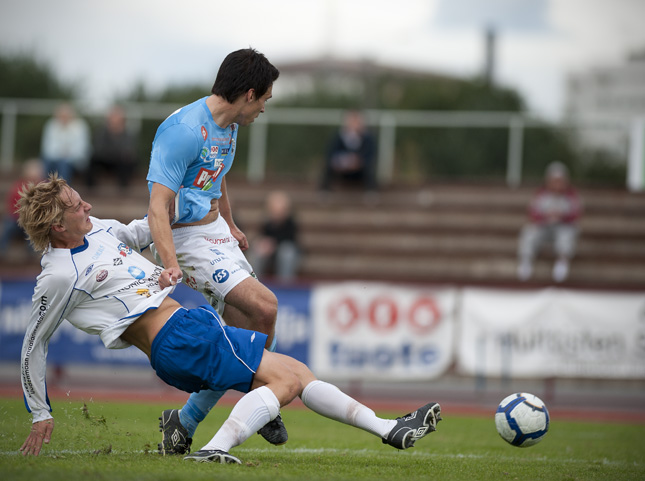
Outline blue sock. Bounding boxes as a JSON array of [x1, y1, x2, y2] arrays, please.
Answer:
[[179, 390, 225, 438], [179, 336, 278, 437]]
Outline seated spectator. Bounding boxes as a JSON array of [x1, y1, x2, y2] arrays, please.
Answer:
[[41, 103, 91, 184], [249, 190, 300, 282], [320, 110, 377, 194], [517, 162, 582, 283], [0, 158, 44, 259], [87, 105, 137, 189]]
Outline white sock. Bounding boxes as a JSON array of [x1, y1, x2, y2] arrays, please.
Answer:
[[201, 386, 280, 452], [301, 380, 396, 438]]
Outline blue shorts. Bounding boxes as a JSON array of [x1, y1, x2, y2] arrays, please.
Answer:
[[149, 304, 267, 394]]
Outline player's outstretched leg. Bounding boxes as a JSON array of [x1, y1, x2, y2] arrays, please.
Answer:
[[256, 334, 288, 445], [184, 449, 241, 464], [158, 409, 192, 455], [299, 379, 441, 450], [257, 413, 288, 445], [382, 402, 442, 450]]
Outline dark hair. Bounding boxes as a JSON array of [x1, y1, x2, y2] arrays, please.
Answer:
[[211, 48, 280, 103]]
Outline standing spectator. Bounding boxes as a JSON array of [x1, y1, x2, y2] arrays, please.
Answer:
[[0, 158, 44, 259], [320, 110, 377, 194], [517, 162, 582, 283], [41, 103, 91, 184], [87, 105, 137, 189], [249, 190, 300, 282]]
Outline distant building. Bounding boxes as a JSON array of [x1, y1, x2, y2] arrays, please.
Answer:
[[565, 52, 645, 159]]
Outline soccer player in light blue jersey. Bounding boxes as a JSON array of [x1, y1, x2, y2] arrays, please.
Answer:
[[146, 48, 285, 453]]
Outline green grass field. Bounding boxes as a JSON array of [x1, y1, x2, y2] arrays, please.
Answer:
[[1, 396, 643, 481]]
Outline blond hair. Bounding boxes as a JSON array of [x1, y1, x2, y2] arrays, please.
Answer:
[[16, 174, 70, 253]]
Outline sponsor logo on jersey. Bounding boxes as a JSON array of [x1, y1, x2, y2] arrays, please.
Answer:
[[113, 257, 123, 266], [91, 245, 105, 260], [200, 147, 208, 161], [115, 266, 162, 293], [23, 295, 49, 397], [211, 145, 219, 155], [205, 235, 234, 245], [201, 126, 207, 141], [136, 288, 151, 298], [118, 243, 133, 257], [96, 269, 108, 282], [84, 264, 94, 276], [212, 269, 230, 283], [128, 266, 146, 279], [209, 248, 225, 256], [220, 147, 230, 156], [193, 167, 216, 189]]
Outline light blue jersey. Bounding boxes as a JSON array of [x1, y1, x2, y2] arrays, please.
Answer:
[[147, 97, 238, 224]]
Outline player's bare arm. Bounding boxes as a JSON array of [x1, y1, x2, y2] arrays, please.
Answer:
[[148, 183, 182, 287]]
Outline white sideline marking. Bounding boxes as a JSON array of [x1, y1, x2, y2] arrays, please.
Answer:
[[0, 447, 637, 467]]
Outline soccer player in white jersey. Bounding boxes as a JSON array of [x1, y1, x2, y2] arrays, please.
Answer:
[[145, 48, 284, 452], [17, 175, 441, 463]]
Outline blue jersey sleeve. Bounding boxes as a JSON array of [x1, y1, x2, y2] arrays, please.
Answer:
[[147, 124, 200, 193]]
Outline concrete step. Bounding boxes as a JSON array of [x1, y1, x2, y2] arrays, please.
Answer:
[[299, 254, 645, 288], [295, 231, 645, 261]]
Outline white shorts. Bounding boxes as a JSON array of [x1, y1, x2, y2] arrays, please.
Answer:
[[151, 216, 253, 315]]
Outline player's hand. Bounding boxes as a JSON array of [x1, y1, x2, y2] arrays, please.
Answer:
[[160, 267, 182, 289], [20, 418, 54, 456], [230, 225, 249, 251]]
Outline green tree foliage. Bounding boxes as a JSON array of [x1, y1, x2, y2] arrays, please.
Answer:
[[272, 70, 577, 184], [0, 52, 607, 185], [0, 52, 78, 161], [0, 52, 75, 99]]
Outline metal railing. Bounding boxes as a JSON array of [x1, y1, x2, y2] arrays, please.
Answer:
[[0, 98, 632, 187]]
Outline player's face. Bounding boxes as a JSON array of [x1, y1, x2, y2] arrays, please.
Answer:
[[239, 85, 273, 126], [59, 187, 93, 239]]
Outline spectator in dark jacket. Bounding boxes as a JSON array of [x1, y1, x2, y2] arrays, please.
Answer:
[[249, 190, 300, 282], [87, 105, 137, 189], [320, 110, 377, 193]]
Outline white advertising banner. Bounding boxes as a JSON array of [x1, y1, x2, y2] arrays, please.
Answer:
[[310, 282, 456, 380], [458, 287, 645, 379]]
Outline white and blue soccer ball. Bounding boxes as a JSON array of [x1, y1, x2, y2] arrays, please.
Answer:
[[495, 392, 550, 447]]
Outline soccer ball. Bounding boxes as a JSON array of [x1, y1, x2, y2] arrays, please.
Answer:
[[495, 392, 550, 447]]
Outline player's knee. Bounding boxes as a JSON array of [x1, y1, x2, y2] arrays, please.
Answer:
[[282, 370, 302, 402], [254, 293, 278, 333]]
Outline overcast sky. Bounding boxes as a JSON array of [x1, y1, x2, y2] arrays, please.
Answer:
[[1, 0, 644, 119]]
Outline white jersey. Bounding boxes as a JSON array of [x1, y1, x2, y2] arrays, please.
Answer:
[[21, 217, 175, 422]]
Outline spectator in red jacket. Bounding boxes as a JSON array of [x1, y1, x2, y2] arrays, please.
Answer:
[[0, 159, 45, 259], [517, 162, 582, 282]]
